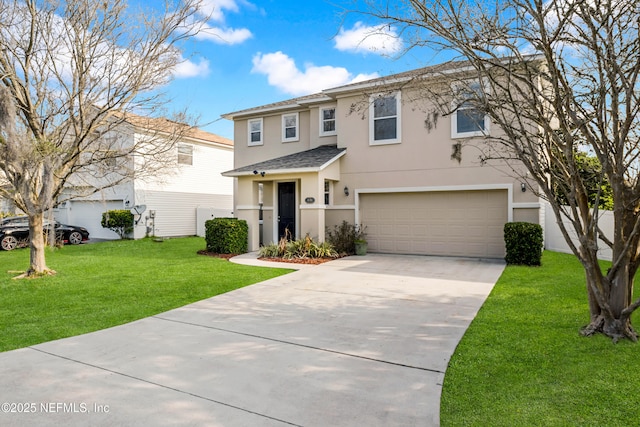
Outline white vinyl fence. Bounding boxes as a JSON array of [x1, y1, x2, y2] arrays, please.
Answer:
[[543, 201, 613, 261]]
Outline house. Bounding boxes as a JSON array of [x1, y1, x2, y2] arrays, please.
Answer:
[[54, 116, 234, 240], [222, 61, 541, 258]]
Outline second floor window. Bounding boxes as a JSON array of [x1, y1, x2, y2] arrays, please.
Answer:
[[320, 107, 336, 136], [370, 92, 401, 145], [178, 144, 193, 165], [282, 112, 299, 142], [248, 118, 263, 146], [451, 80, 490, 138]]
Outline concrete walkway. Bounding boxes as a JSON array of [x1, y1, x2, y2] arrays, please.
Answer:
[[0, 253, 504, 426]]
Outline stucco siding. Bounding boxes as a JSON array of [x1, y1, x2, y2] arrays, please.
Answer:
[[233, 110, 314, 168]]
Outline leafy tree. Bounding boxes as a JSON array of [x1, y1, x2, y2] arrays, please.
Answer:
[[358, 0, 640, 341], [554, 152, 614, 211], [0, 0, 205, 277]]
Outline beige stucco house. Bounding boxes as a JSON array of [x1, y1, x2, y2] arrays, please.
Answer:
[[222, 61, 541, 258]]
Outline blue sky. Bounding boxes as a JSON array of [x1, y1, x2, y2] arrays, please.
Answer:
[[150, 0, 440, 139]]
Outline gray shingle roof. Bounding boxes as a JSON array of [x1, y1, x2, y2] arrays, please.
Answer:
[[222, 56, 544, 119], [222, 93, 327, 119], [222, 145, 346, 177]]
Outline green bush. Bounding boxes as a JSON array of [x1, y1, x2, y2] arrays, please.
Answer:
[[504, 222, 543, 266], [205, 218, 248, 254], [101, 210, 134, 239], [259, 234, 338, 259], [326, 221, 367, 255]]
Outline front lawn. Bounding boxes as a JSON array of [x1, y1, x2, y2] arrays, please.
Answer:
[[0, 237, 292, 352], [441, 251, 640, 426]]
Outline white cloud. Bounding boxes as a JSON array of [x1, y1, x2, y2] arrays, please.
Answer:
[[192, 0, 253, 45], [335, 22, 403, 56], [196, 25, 252, 45], [173, 56, 210, 78], [198, 0, 241, 23], [251, 51, 379, 96], [350, 72, 380, 83]]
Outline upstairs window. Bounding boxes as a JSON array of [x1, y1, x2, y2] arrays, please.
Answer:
[[282, 112, 299, 142], [248, 118, 263, 146], [369, 92, 401, 145], [451, 80, 490, 138], [320, 107, 337, 136], [177, 144, 193, 165]]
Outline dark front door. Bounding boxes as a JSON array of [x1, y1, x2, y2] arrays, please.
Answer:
[[278, 182, 296, 240]]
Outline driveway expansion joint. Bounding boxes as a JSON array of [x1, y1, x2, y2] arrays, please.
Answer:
[[26, 347, 302, 427], [153, 315, 446, 374]]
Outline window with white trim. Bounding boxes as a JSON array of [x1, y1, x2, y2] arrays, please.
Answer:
[[320, 107, 336, 136], [282, 112, 299, 142], [248, 118, 263, 146], [177, 144, 193, 165], [369, 92, 401, 145], [451, 80, 490, 138], [324, 180, 331, 205]]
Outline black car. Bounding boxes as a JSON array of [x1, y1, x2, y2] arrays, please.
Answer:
[[0, 217, 90, 251]]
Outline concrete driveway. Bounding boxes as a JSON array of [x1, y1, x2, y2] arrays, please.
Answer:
[[0, 253, 504, 426]]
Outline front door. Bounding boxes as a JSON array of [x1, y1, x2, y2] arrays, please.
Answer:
[[278, 182, 296, 240]]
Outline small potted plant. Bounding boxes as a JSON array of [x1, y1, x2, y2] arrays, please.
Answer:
[[354, 224, 368, 256]]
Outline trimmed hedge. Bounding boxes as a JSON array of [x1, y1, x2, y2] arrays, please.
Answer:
[[504, 222, 543, 266], [101, 210, 134, 239], [205, 218, 248, 254]]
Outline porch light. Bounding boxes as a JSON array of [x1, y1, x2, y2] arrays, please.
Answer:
[[521, 182, 527, 192], [344, 186, 349, 196]]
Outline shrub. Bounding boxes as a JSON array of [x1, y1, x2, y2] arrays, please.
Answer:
[[326, 221, 367, 255], [504, 222, 543, 266], [205, 218, 248, 254], [101, 210, 134, 239], [259, 234, 338, 259]]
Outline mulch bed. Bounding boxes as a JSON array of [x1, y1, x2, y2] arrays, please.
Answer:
[[257, 257, 336, 265], [196, 250, 338, 265]]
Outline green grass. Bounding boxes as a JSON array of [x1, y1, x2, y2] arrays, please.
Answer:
[[441, 251, 640, 426], [0, 237, 292, 352]]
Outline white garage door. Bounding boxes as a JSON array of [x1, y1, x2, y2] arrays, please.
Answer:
[[67, 200, 124, 240], [360, 190, 508, 258]]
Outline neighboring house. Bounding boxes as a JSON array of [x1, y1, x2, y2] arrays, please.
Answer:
[[0, 194, 16, 215], [222, 60, 542, 259], [54, 116, 234, 240]]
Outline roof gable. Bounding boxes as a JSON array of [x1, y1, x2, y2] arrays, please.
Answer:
[[123, 113, 233, 147], [222, 145, 346, 177]]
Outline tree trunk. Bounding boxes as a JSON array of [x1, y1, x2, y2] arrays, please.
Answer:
[[581, 258, 638, 342], [26, 213, 54, 276]]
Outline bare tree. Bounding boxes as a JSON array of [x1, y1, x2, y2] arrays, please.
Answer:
[[0, 0, 205, 276], [356, 0, 640, 341]]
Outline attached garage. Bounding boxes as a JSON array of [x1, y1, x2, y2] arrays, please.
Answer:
[[359, 189, 508, 258], [59, 200, 124, 240]]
